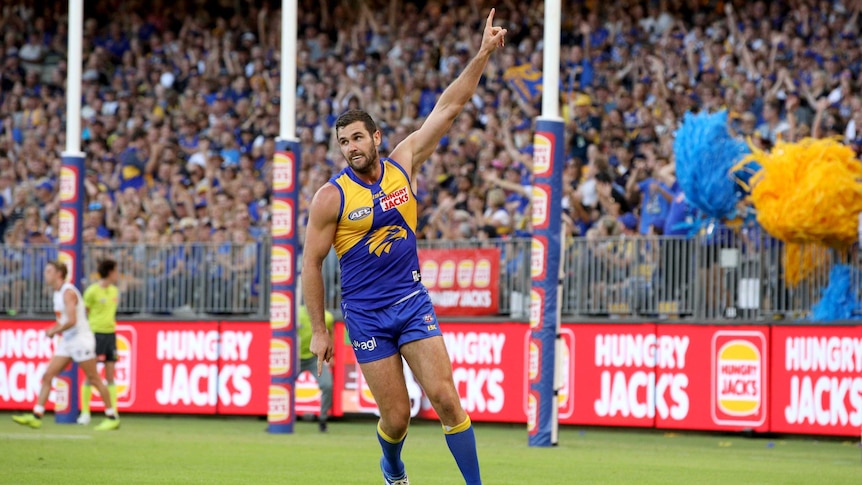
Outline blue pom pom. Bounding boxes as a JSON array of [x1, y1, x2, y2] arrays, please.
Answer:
[[811, 264, 862, 322], [673, 111, 751, 221]]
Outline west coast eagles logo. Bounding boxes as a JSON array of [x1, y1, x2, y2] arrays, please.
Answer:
[[365, 225, 407, 256]]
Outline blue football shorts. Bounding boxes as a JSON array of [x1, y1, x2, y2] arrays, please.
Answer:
[[341, 289, 443, 363]]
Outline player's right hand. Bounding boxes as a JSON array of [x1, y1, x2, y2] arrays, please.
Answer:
[[310, 331, 334, 377]]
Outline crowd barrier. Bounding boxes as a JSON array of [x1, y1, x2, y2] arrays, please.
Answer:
[[1, 319, 858, 436], [1, 236, 858, 321]]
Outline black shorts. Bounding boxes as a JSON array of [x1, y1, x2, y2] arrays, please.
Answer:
[[94, 333, 117, 362]]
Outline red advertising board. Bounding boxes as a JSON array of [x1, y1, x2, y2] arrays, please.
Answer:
[[5, 318, 862, 437], [419, 248, 500, 316], [770, 325, 862, 436], [416, 322, 526, 422], [0, 320, 270, 415], [654, 325, 769, 432], [106, 320, 221, 414], [565, 324, 658, 427], [0, 321, 61, 411], [217, 321, 269, 415], [561, 323, 771, 431]]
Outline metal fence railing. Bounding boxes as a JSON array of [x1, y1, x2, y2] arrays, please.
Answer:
[[564, 234, 860, 321], [0, 235, 858, 320], [1, 243, 268, 317]]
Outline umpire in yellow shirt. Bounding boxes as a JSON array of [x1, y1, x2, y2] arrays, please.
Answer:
[[298, 304, 334, 432], [78, 259, 120, 424]]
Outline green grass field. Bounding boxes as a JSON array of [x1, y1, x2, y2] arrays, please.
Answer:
[[0, 412, 859, 484]]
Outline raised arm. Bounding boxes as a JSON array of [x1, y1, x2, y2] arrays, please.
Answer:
[[390, 9, 507, 177], [301, 183, 340, 374]]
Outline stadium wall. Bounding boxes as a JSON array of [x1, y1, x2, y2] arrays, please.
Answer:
[[0, 319, 859, 437]]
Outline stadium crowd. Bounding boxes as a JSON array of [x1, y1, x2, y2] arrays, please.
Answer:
[[0, 0, 860, 313]]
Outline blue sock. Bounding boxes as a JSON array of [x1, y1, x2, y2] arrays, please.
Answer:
[[377, 423, 407, 478], [444, 416, 481, 485]]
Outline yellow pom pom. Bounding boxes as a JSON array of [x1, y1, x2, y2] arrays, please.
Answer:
[[738, 138, 862, 249]]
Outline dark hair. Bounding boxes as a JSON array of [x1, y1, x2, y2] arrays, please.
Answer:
[[48, 260, 68, 280], [335, 109, 378, 137], [97, 259, 117, 278]]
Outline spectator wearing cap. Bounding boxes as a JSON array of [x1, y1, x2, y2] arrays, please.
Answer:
[[33, 178, 57, 216], [618, 212, 639, 236]]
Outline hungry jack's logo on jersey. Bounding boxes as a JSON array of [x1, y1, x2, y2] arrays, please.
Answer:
[[380, 186, 409, 211], [365, 225, 408, 256], [711, 331, 767, 426]]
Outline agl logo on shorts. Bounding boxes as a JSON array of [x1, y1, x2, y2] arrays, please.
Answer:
[[353, 337, 377, 352], [711, 331, 767, 426]]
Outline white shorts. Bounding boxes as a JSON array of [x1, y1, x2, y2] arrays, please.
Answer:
[[55, 334, 96, 363]]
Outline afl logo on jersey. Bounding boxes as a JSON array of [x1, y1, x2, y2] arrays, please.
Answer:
[[348, 206, 373, 221]]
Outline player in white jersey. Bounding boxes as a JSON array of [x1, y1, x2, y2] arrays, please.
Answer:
[[12, 261, 120, 430]]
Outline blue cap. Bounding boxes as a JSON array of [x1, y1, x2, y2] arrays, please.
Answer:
[[619, 213, 638, 231], [36, 180, 54, 192], [88, 201, 103, 211]]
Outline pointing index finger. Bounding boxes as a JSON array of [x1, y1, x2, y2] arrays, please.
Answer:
[[487, 8, 495, 28], [317, 354, 323, 377]]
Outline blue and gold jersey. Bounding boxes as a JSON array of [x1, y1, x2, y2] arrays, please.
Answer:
[[330, 158, 422, 310]]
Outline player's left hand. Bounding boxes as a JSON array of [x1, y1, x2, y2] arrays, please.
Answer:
[[480, 8, 507, 55]]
